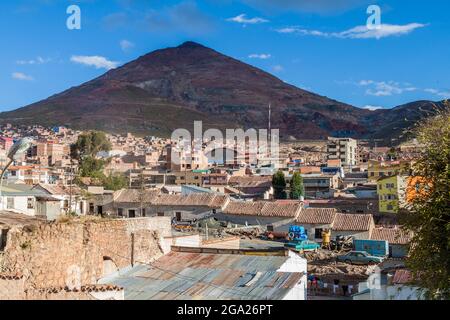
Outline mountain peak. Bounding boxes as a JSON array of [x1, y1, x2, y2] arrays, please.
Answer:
[[177, 41, 205, 49]]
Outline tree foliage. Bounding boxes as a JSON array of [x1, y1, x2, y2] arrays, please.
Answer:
[[71, 131, 112, 159], [290, 172, 305, 200], [71, 131, 111, 179], [102, 173, 128, 191], [272, 171, 287, 199], [400, 103, 450, 299]]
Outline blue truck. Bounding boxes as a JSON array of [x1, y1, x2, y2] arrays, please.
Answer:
[[353, 239, 389, 257]]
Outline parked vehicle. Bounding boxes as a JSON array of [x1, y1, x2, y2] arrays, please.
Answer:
[[336, 251, 384, 265], [353, 239, 389, 257]]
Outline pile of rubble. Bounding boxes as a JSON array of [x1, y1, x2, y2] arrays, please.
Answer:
[[304, 249, 373, 277]]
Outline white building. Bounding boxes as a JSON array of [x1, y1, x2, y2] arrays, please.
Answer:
[[327, 137, 358, 167]]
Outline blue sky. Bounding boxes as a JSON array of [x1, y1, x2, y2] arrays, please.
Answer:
[[1, 0, 449, 112]]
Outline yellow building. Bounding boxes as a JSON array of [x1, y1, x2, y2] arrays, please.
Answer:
[[377, 175, 407, 213], [368, 160, 411, 182]]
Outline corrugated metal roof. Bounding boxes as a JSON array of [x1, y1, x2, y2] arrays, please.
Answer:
[[102, 252, 303, 300]]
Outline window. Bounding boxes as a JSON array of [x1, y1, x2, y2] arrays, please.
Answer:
[[141, 208, 146, 217], [64, 200, 69, 209], [27, 198, 35, 209], [315, 228, 323, 239], [157, 212, 164, 217], [379, 184, 382, 190], [89, 203, 94, 214], [387, 205, 394, 210], [118, 208, 123, 217], [7, 197, 14, 209], [128, 210, 136, 218], [176, 212, 182, 222], [267, 225, 274, 232]]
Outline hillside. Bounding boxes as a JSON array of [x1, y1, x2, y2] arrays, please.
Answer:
[[0, 41, 446, 141]]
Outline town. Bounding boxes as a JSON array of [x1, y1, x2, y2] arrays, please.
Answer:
[[0, 122, 429, 300]]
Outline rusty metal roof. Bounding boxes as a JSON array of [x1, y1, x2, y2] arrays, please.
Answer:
[[102, 252, 303, 300]]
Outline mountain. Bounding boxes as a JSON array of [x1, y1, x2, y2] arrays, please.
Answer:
[[0, 41, 446, 141]]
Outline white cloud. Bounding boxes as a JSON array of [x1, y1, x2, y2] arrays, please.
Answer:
[[120, 40, 134, 52], [425, 88, 450, 99], [12, 72, 34, 81], [358, 80, 417, 97], [362, 105, 384, 111], [276, 23, 427, 39], [70, 55, 119, 70], [227, 14, 269, 25], [248, 53, 271, 59], [272, 65, 284, 72], [16, 56, 51, 65]]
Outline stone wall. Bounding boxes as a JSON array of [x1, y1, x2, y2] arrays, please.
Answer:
[[0, 217, 168, 298]]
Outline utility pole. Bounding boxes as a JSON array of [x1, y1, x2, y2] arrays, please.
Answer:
[[140, 170, 144, 217], [69, 160, 73, 214]]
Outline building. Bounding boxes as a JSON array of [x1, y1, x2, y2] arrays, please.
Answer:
[[295, 209, 375, 241], [377, 175, 407, 213], [327, 137, 358, 167], [353, 269, 424, 300], [294, 208, 337, 240], [0, 137, 14, 152], [100, 247, 308, 300], [301, 173, 339, 199], [0, 184, 86, 220], [368, 160, 411, 182], [6, 165, 50, 185], [217, 200, 303, 231], [370, 227, 412, 258]]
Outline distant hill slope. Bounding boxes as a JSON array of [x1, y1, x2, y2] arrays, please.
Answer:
[[0, 41, 447, 142]]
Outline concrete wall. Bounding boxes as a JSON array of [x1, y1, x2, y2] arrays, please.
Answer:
[[331, 230, 371, 240], [277, 251, 307, 300], [214, 213, 294, 231], [301, 223, 333, 241]]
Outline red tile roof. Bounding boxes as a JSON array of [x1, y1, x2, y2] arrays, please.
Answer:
[[296, 208, 337, 224], [223, 201, 302, 218], [332, 213, 374, 231], [393, 269, 413, 285], [370, 227, 412, 245]]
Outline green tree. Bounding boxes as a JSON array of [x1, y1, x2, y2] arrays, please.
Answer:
[[290, 172, 305, 200], [102, 173, 128, 191], [272, 171, 287, 199], [400, 104, 450, 299], [71, 131, 112, 159], [71, 131, 112, 179]]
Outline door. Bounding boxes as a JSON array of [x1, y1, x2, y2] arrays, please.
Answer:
[[129, 210, 136, 218], [176, 212, 181, 222]]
